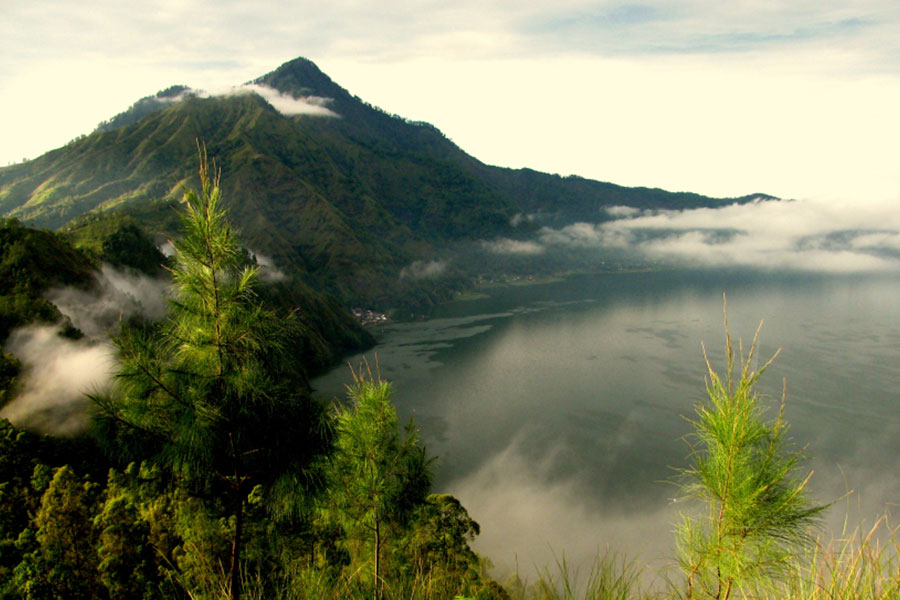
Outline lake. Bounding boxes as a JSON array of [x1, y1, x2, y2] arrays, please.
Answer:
[[312, 269, 900, 580]]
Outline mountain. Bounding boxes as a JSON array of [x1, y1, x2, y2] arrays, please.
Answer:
[[0, 57, 769, 308]]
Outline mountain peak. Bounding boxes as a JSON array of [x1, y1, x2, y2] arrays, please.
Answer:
[[251, 57, 350, 102]]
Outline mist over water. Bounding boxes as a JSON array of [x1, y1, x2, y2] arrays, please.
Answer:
[[313, 269, 900, 581]]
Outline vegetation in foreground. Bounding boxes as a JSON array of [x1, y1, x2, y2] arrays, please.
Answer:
[[0, 153, 899, 599]]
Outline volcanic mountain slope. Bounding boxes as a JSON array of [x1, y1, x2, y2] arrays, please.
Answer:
[[0, 57, 768, 307]]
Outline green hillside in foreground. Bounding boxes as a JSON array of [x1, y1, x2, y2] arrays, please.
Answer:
[[0, 57, 771, 308]]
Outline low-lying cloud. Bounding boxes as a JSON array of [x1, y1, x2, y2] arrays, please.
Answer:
[[603, 197, 900, 272], [249, 250, 288, 283], [481, 238, 545, 256], [510, 213, 537, 227], [0, 326, 114, 435], [538, 222, 609, 248], [604, 205, 643, 219], [2, 264, 171, 434], [162, 84, 340, 118], [515, 197, 900, 273], [400, 259, 448, 279], [236, 84, 340, 118], [47, 264, 169, 338]]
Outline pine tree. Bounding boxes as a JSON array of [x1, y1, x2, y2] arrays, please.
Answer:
[[325, 367, 432, 600], [676, 302, 825, 599], [92, 145, 328, 600]]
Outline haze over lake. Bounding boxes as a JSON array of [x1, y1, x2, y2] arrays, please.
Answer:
[[313, 269, 900, 578]]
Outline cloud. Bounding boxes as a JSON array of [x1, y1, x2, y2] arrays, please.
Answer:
[[47, 264, 170, 338], [400, 259, 448, 279], [604, 205, 643, 219], [538, 222, 608, 248], [526, 3, 882, 57], [158, 240, 176, 257], [174, 84, 340, 118], [0, 326, 114, 435], [524, 197, 900, 273], [481, 238, 545, 255], [510, 213, 536, 227], [249, 250, 288, 282], [0, 264, 171, 434], [235, 84, 340, 117]]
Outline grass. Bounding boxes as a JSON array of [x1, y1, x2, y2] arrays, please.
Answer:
[[496, 527, 900, 600], [175, 505, 900, 600], [777, 518, 900, 600]]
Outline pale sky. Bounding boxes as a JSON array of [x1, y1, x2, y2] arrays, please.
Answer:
[[3, 1, 900, 201]]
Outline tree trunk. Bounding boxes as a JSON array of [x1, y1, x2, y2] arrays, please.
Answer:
[[230, 495, 244, 600], [374, 516, 381, 600]]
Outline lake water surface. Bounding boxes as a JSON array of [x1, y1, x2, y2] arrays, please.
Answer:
[[313, 269, 900, 579]]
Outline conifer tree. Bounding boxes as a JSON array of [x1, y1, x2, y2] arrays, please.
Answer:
[[325, 367, 432, 600], [676, 303, 825, 599], [92, 145, 328, 600]]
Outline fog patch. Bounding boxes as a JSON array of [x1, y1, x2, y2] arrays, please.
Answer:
[[235, 84, 339, 118], [0, 326, 114, 435], [249, 250, 287, 282], [539, 222, 608, 248], [158, 240, 176, 257], [156, 88, 195, 104], [850, 231, 900, 256], [604, 205, 643, 219], [47, 264, 169, 338], [400, 259, 447, 280], [510, 213, 536, 227], [1, 264, 171, 434], [481, 238, 545, 256]]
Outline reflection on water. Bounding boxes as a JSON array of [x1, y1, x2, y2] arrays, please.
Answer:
[[313, 269, 900, 579]]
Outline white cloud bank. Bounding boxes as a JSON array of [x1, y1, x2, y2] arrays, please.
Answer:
[[234, 84, 340, 117], [529, 196, 900, 273], [47, 265, 170, 338], [170, 84, 340, 118]]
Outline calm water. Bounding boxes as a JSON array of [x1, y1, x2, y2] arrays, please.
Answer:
[[313, 269, 900, 577]]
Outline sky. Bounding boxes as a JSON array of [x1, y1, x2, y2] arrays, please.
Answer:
[[3, 0, 900, 202]]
